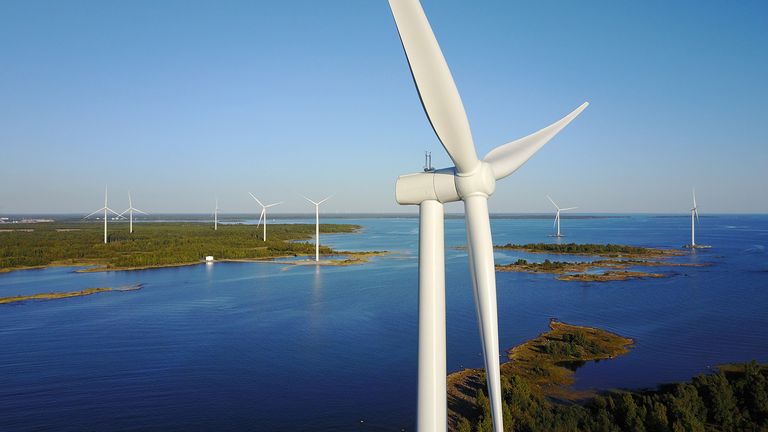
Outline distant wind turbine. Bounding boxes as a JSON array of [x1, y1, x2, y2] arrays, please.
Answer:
[[85, 186, 121, 244], [214, 197, 219, 231], [249, 193, 282, 241], [685, 189, 710, 249], [547, 195, 577, 237], [302, 195, 333, 262], [118, 191, 148, 234]]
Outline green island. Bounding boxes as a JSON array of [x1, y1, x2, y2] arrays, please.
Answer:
[[495, 243, 683, 258], [0, 283, 143, 304], [0, 222, 365, 273], [494, 243, 699, 282], [447, 320, 768, 432]]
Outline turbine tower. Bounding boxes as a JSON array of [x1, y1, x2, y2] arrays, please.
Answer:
[[85, 186, 121, 244], [387, 1, 588, 430], [302, 195, 333, 262], [546, 195, 577, 238], [249, 193, 282, 241], [118, 191, 148, 234]]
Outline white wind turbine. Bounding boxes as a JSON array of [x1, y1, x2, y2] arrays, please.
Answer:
[[249, 193, 282, 241], [685, 189, 709, 248], [547, 195, 577, 238], [302, 195, 333, 262], [118, 191, 148, 234], [214, 197, 219, 231], [85, 186, 121, 244], [387, 1, 588, 431]]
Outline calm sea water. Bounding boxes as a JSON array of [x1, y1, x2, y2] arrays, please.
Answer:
[[1, 215, 767, 431]]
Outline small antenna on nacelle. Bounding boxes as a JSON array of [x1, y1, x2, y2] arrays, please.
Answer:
[[423, 151, 434, 172]]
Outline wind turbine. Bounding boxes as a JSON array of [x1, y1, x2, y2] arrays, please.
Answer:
[[248, 193, 282, 241], [685, 189, 709, 248], [546, 195, 577, 238], [214, 197, 219, 231], [387, 1, 588, 431], [302, 195, 333, 262], [85, 186, 121, 244], [118, 191, 148, 234]]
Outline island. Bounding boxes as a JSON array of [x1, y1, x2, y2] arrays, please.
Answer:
[[0, 283, 143, 305], [0, 222, 368, 273], [494, 243, 700, 282], [448, 320, 768, 432]]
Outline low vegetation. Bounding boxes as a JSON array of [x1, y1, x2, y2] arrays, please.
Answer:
[[0, 222, 360, 272], [449, 321, 768, 432], [496, 259, 666, 282]]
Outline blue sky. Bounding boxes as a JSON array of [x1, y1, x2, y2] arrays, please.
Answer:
[[1, 0, 766, 214]]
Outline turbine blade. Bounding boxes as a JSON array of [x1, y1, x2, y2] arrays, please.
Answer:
[[134, 208, 149, 215], [265, 202, 283, 208], [317, 195, 334, 205], [117, 209, 129, 218], [84, 208, 106, 219], [484, 102, 589, 180], [255, 209, 265, 229], [248, 193, 264, 207], [546, 195, 559, 210], [693, 189, 696, 208], [388, 0, 480, 174], [560, 207, 578, 211], [301, 195, 319, 205], [128, 191, 132, 208], [106, 207, 122, 217], [695, 208, 699, 224], [463, 195, 504, 432]]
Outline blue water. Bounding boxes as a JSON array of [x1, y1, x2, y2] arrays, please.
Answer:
[[1, 215, 767, 431]]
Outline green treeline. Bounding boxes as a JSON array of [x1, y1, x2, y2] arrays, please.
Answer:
[[458, 361, 768, 432], [0, 222, 359, 271]]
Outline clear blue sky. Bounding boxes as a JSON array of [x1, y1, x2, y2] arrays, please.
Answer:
[[1, 0, 766, 214]]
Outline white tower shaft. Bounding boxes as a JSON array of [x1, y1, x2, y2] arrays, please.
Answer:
[[691, 210, 695, 246], [417, 200, 446, 431], [315, 205, 320, 262]]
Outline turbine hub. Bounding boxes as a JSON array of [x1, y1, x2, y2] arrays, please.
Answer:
[[455, 161, 496, 199]]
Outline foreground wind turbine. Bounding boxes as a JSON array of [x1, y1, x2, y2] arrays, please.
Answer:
[[85, 186, 121, 244], [118, 191, 148, 234], [546, 195, 577, 237], [302, 195, 333, 262], [249, 193, 282, 241], [387, 1, 588, 431]]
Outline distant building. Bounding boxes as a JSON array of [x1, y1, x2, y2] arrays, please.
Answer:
[[205, 256, 215, 262]]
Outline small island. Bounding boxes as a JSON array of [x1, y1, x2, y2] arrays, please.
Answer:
[[0, 222, 371, 273], [447, 320, 768, 432], [0, 283, 143, 305], [494, 243, 699, 282]]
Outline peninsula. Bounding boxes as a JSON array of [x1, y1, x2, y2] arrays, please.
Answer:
[[448, 320, 768, 432], [0, 222, 364, 273]]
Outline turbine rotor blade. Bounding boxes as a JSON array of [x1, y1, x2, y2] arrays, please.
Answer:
[[317, 195, 334, 205], [463, 195, 504, 432], [133, 208, 149, 215], [248, 193, 264, 207], [560, 207, 578, 211], [265, 202, 283, 208], [546, 195, 559, 210], [301, 195, 319, 205], [388, 0, 480, 174], [85, 208, 106, 219], [255, 209, 265, 229], [484, 103, 589, 180], [695, 208, 699, 224]]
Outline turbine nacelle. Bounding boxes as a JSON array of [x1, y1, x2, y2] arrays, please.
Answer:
[[395, 163, 495, 205]]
